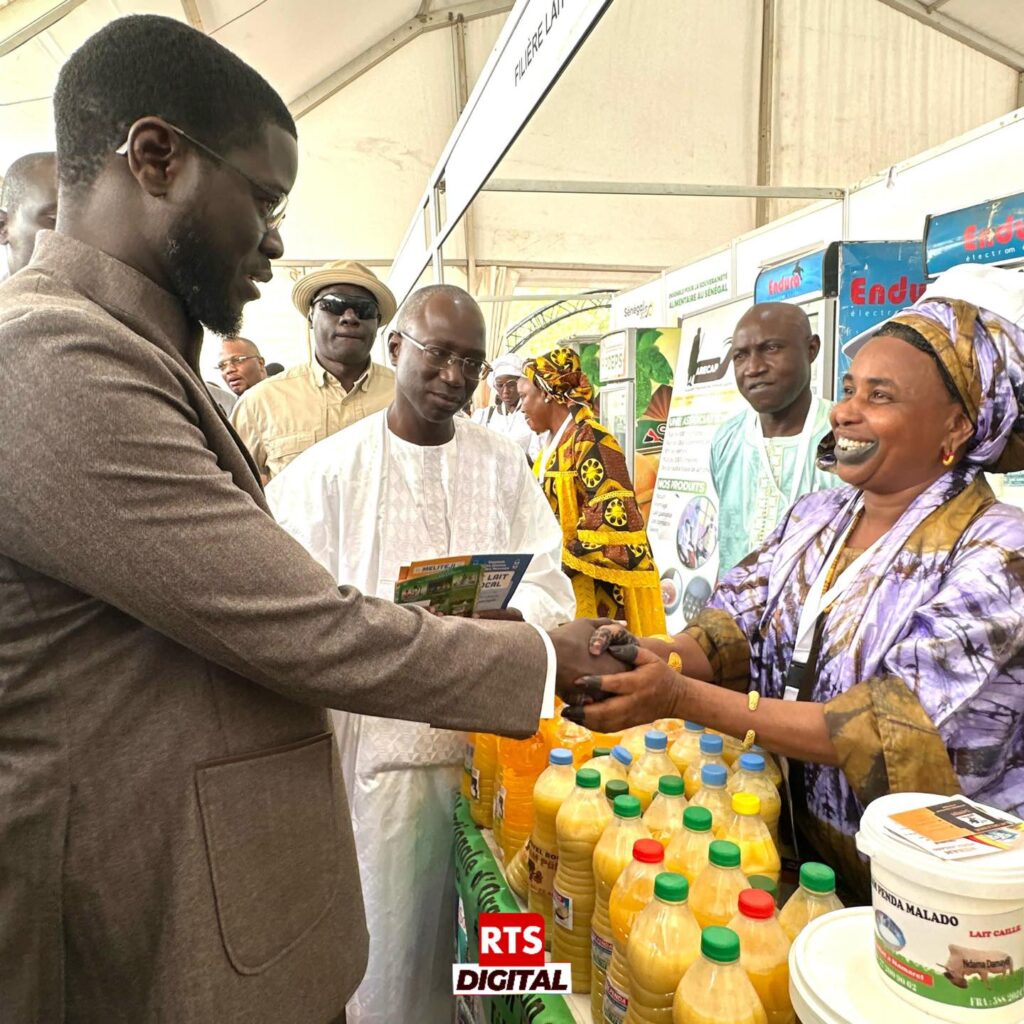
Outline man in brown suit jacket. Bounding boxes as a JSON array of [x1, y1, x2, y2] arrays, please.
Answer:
[[0, 16, 657, 1024]]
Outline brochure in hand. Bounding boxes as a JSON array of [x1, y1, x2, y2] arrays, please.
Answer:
[[394, 553, 531, 616]]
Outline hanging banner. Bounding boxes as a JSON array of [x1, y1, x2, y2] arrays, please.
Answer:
[[664, 250, 732, 319], [832, 240, 927, 394], [610, 277, 667, 330], [924, 192, 1024, 278], [753, 249, 826, 305]]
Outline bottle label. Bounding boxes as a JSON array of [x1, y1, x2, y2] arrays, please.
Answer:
[[591, 929, 613, 971], [470, 768, 480, 801], [603, 976, 628, 1023], [552, 884, 573, 930], [494, 786, 507, 823], [526, 838, 558, 899], [463, 742, 474, 773], [871, 875, 1024, 1011]]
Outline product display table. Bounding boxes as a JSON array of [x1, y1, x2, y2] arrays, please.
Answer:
[[454, 795, 592, 1023]]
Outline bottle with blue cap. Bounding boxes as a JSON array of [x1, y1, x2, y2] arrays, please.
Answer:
[[683, 731, 730, 799], [688, 762, 733, 836], [727, 751, 782, 846], [627, 729, 681, 812], [582, 742, 634, 789], [527, 747, 577, 938], [668, 720, 705, 775]]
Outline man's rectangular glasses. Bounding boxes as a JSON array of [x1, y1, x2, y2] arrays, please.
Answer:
[[398, 331, 491, 382], [215, 354, 262, 371], [116, 121, 288, 231]]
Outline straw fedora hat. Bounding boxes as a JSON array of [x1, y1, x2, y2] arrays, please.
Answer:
[[291, 259, 397, 322]]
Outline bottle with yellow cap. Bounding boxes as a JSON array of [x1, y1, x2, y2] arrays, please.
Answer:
[[591, 796, 651, 1023], [526, 748, 576, 936], [552, 768, 611, 992], [687, 764, 733, 834], [628, 730, 680, 812], [689, 840, 749, 930], [604, 838, 664, 1024], [727, 888, 794, 1024], [642, 776, 688, 848], [624, 871, 701, 1024], [665, 805, 716, 886], [683, 734, 729, 799], [672, 926, 767, 1024], [727, 753, 781, 847], [720, 793, 781, 883], [667, 721, 705, 776]]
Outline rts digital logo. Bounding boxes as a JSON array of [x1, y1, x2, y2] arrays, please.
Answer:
[[452, 912, 571, 995]]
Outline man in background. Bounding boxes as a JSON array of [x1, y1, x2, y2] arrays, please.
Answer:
[[269, 283, 574, 1024], [231, 259, 395, 480], [216, 335, 267, 398], [710, 301, 837, 575], [471, 352, 535, 457], [0, 151, 57, 278]]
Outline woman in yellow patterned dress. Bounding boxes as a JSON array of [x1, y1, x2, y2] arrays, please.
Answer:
[[518, 347, 666, 636]]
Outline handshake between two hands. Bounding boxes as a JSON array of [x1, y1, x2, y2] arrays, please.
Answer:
[[546, 618, 685, 733]]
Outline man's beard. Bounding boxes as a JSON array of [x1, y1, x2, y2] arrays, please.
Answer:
[[165, 213, 242, 336]]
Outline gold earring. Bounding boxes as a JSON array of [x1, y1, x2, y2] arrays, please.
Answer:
[[941, 449, 955, 467]]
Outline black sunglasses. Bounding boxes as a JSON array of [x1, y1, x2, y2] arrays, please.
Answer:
[[313, 295, 380, 321]]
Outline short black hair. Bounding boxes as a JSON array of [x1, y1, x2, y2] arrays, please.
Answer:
[[875, 320, 962, 406], [54, 15, 296, 193], [0, 152, 56, 212]]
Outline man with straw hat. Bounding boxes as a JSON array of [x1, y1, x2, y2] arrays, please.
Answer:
[[232, 258, 396, 480]]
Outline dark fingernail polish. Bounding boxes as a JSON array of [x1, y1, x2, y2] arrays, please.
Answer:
[[561, 706, 585, 724]]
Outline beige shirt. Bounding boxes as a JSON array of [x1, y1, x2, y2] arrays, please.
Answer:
[[231, 358, 395, 479]]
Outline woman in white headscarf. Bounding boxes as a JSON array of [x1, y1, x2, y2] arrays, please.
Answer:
[[472, 352, 536, 457]]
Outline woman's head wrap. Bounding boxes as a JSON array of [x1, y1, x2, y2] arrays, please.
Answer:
[[522, 347, 594, 407]]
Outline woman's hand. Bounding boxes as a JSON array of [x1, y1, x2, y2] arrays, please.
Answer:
[[561, 645, 687, 731]]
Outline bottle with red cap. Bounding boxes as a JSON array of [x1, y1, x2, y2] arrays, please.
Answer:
[[727, 888, 794, 1024], [604, 838, 664, 1024]]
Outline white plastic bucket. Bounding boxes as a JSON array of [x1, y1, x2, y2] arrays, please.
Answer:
[[789, 907, 938, 1023], [856, 792, 1024, 1023]]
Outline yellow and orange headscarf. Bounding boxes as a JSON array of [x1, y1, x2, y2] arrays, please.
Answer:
[[522, 347, 594, 408]]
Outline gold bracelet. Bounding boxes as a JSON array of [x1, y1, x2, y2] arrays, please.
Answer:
[[748, 691, 760, 713], [667, 652, 682, 672], [742, 729, 757, 750]]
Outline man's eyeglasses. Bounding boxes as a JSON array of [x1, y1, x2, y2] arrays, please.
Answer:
[[313, 295, 380, 321], [397, 331, 491, 382], [116, 121, 289, 231], [215, 354, 262, 371]]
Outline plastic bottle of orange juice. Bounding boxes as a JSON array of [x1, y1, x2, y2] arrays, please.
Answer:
[[606, 779, 630, 805], [709, 729, 744, 769], [619, 724, 652, 763], [727, 889, 794, 1024], [643, 776, 688, 848], [665, 805, 716, 886], [552, 768, 612, 992], [747, 875, 778, 907], [470, 732, 498, 828], [777, 862, 843, 942], [688, 764, 732, 834], [591, 795, 651, 1023], [604, 838, 664, 1024], [583, 744, 634, 789], [672, 926, 767, 1024], [497, 730, 548, 861], [748, 745, 783, 788], [720, 793, 780, 883], [543, 708, 595, 766], [689, 840, 749, 929], [668, 721, 705, 776], [628, 731, 680, 812], [683, 734, 728, 799], [652, 718, 685, 741], [624, 872, 701, 1024], [526, 748, 576, 936], [727, 753, 781, 847], [506, 839, 529, 899]]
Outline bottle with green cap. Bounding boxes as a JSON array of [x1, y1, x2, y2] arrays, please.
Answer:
[[552, 768, 612, 991], [720, 792, 781, 883], [727, 889, 794, 1024], [624, 872, 701, 1024], [778, 862, 843, 942], [628, 730, 681, 812], [672, 926, 767, 1024], [606, 778, 630, 805], [591, 796, 651, 1022], [642, 774, 689, 848], [747, 875, 778, 905], [583, 742, 634, 789], [665, 805, 716, 886], [689, 839, 750, 930], [605, 839, 665, 1024]]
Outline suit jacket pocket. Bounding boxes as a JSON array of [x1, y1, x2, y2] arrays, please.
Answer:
[[196, 732, 341, 974]]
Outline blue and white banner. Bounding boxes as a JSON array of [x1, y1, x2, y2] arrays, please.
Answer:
[[925, 193, 1024, 277], [753, 249, 826, 304]]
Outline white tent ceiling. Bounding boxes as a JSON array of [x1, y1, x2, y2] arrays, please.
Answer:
[[0, 0, 1021, 371]]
